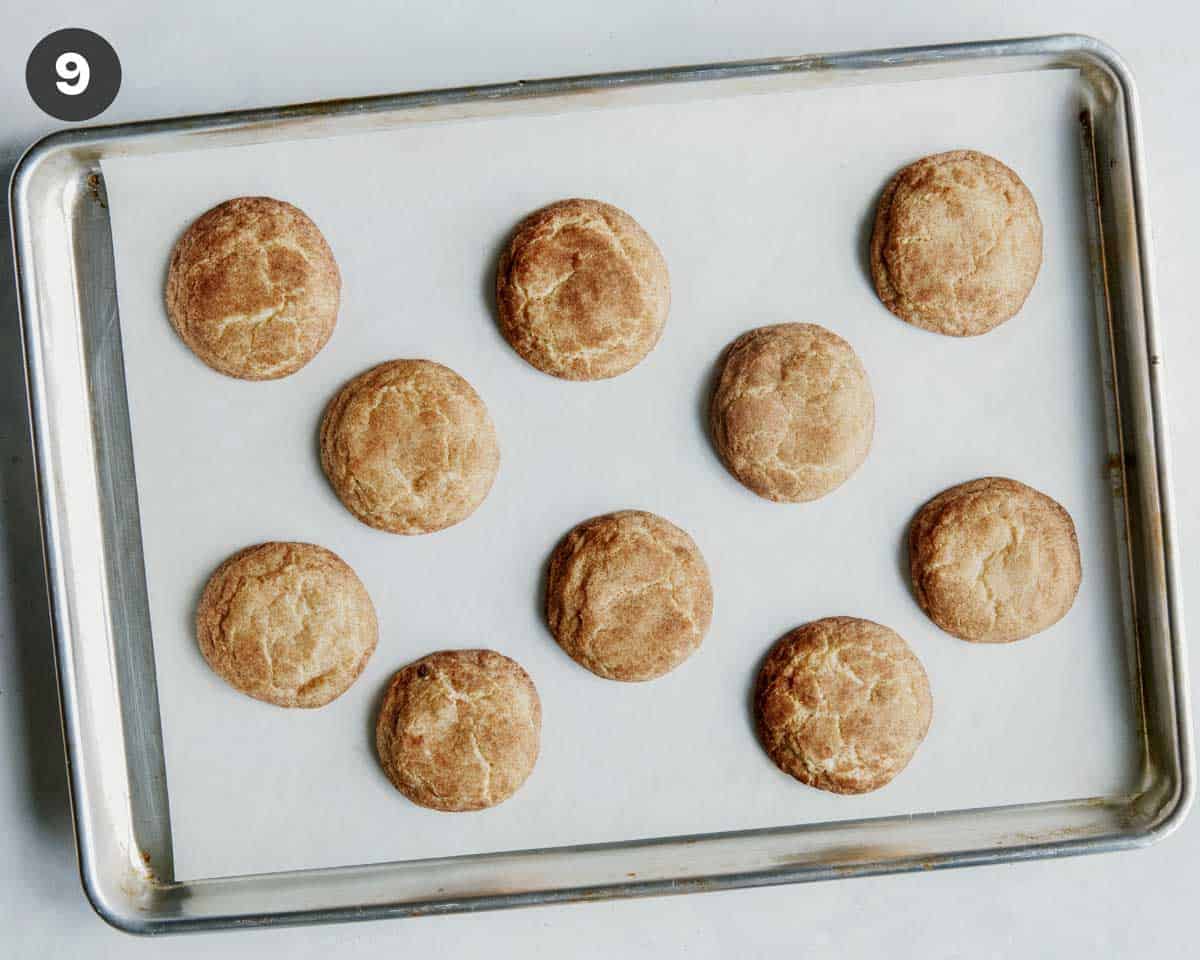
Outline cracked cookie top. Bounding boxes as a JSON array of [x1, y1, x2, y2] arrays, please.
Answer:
[[710, 323, 874, 503], [495, 198, 670, 380], [756, 617, 932, 795], [196, 541, 378, 708], [870, 150, 1042, 336], [320, 359, 500, 535], [546, 510, 713, 682], [166, 196, 341, 379], [909, 477, 1081, 643], [375, 649, 541, 812]]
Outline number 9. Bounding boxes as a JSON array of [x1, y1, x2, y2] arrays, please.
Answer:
[[55, 52, 90, 96]]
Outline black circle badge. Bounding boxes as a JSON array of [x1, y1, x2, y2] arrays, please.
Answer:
[[26, 29, 121, 122]]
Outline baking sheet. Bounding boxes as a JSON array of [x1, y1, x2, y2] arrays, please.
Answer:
[[100, 68, 1142, 883]]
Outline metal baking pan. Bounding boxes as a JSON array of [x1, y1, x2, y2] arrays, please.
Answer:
[[9, 33, 1191, 934]]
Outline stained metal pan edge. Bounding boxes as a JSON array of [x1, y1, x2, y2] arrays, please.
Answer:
[[9, 33, 1192, 934]]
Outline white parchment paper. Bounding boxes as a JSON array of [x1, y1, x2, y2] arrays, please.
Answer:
[[101, 68, 1141, 882]]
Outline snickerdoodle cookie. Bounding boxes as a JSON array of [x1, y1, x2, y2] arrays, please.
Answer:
[[166, 196, 340, 379], [495, 198, 670, 380], [196, 541, 377, 708], [320, 360, 500, 534], [870, 150, 1042, 336], [375, 649, 542, 811], [756, 617, 932, 795], [546, 510, 713, 681], [710, 323, 874, 502], [909, 477, 1081, 643]]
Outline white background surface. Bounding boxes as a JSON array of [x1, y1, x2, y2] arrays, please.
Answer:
[[1, 1, 1197, 956]]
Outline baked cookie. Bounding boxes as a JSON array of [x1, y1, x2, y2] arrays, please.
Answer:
[[196, 541, 377, 708], [166, 196, 340, 379], [870, 150, 1042, 336], [756, 617, 932, 795], [375, 649, 542, 811], [909, 477, 1081, 643], [495, 198, 670, 380], [320, 359, 500, 534], [710, 323, 874, 502], [546, 510, 713, 681]]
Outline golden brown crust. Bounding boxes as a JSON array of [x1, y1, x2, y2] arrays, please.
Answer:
[[319, 359, 500, 535], [495, 198, 670, 380], [196, 541, 378, 708], [545, 510, 713, 682], [165, 196, 341, 379], [709, 323, 874, 503], [908, 477, 1082, 643], [375, 649, 542, 812], [755, 617, 932, 795], [870, 150, 1042, 337]]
